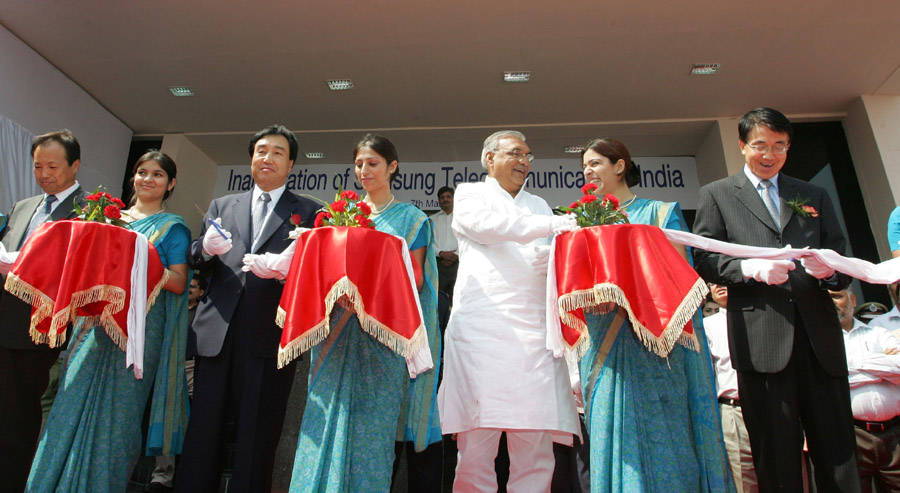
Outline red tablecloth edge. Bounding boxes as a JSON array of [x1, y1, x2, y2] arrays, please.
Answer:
[[275, 275, 426, 369], [559, 278, 706, 358], [4, 269, 169, 350]]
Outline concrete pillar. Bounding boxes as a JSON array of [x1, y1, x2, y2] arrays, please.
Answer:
[[843, 95, 900, 259], [695, 118, 743, 187], [160, 134, 219, 236]]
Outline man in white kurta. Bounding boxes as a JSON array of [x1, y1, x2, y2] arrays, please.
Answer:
[[437, 130, 580, 492]]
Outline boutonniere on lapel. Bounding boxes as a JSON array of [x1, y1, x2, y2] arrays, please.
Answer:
[[785, 196, 819, 218]]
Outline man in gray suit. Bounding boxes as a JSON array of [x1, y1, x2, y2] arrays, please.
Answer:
[[175, 125, 319, 493], [0, 129, 85, 492], [693, 108, 860, 491]]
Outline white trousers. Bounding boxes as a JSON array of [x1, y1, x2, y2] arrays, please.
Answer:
[[454, 428, 554, 493]]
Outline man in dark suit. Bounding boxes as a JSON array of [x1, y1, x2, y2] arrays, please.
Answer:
[[693, 108, 860, 491], [174, 125, 319, 493], [0, 129, 85, 492]]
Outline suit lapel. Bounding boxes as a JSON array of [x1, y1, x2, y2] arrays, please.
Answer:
[[49, 187, 83, 221], [230, 192, 253, 252], [11, 196, 43, 249], [734, 173, 780, 233], [253, 192, 296, 253]]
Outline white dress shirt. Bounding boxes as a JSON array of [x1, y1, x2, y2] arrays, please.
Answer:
[[843, 318, 900, 421], [704, 308, 740, 400], [429, 210, 457, 254]]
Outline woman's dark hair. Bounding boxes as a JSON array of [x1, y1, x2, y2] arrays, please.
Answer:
[[581, 138, 640, 188], [131, 150, 177, 204], [354, 133, 399, 183]]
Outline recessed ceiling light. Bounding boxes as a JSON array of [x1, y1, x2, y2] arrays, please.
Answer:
[[503, 71, 531, 83], [326, 79, 354, 91], [305, 152, 325, 159], [563, 146, 585, 154], [168, 86, 194, 97], [690, 63, 721, 75]]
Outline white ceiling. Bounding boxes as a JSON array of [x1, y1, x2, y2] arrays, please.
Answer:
[[2, 0, 899, 165]]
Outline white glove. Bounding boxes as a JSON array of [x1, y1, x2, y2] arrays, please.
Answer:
[[800, 255, 835, 280], [740, 259, 796, 285], [202, 217, 232, 256], [550, 214, 579, 235], [532, 245, 551, 277], [241, 240, 296, 279], [288, 227, 311, 240]]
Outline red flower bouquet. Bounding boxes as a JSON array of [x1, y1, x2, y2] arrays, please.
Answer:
[[558, 183, 630, 227], [75, 187, 129, 228], [307, 187, 375, 229]]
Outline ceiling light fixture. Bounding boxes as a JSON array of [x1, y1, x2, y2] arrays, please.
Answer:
[[168, 86, 194, 97], [305, 152, 326, 159], [326, 79, 354, 91], [690, 63, 721, 75], [563, 146, 585, 154], [503, 71, 531, 83]]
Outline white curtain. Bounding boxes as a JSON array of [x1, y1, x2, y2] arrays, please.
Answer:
[[0, 115, 39, 212]]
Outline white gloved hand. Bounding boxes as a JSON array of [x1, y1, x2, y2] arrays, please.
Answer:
[[550, 214, 579, 235], [532, 245, 551, 277], [202, 218, 232, 256], [240, 240, 296, 279], [800, 255, 835, 280], [740, 259, 796, 285], [288, 227, 311, 240]]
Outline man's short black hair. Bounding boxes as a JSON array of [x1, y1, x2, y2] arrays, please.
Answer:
[[739, 107, 793, 144], [437, 186, 454, 197], [248, 124, 298, 162], [31, 130, 80, 166]]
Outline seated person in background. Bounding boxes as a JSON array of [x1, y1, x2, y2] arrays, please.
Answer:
[[832, 288, 900, 493], [704, 283, 758, 493]]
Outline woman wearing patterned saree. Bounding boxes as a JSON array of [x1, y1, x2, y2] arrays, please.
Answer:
[[27, 151, 191, 492], [290, 134, 441, 491], [576, 138, 732, 491]]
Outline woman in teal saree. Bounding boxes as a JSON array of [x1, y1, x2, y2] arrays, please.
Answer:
[[577, 138, 732, 492], [27, 151, 191, 492], [290, 134, 441, 492]]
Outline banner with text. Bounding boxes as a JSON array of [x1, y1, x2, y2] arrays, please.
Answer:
[[212, 157, 699, 211]]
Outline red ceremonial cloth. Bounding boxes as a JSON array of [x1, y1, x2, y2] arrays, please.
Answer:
[[3, 220, 166, 349], [276, 226, 425, 369], [554, 224, 708, 358]]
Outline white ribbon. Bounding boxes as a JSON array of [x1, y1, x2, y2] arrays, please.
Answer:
[[125, 233, 149, 379], [662, 229, 900, 285]]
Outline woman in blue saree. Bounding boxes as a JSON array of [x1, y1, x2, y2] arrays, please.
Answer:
[[27, 151, 191, 492], [290, 134, 441, 491], [577, 138, 732, 492]]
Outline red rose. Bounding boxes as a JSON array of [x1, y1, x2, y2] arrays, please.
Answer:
[[569, 201, 580, 209], [86, 193, 102, 201], [340, 190, 359, 201], [291, 213, 302, 226], [354, 214, 368, 225], [357, 201, 372, 215], [111, 197, 126, 208], [803, 205, 819, 217], [604, 194, 619, 208], [580, 194, 598, 204], [104, 205, 122, 219], [581, 183, 598, 194], [314, 211, 328, 228], [102, 192, 113, 200], [331, 200, 348, 213]]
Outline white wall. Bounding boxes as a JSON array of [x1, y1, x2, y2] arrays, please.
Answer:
[[160, 134, 219, 236], [0, 24, 132, 208]]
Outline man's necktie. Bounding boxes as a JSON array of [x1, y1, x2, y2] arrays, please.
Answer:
[[252, 192, 271, 241], [759, 179, 780, 229], [23, 194, 58, 243]]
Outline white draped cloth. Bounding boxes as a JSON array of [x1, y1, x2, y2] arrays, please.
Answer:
[[437, 178, 579, 441]]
